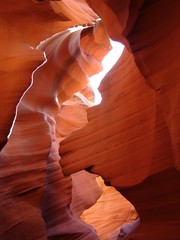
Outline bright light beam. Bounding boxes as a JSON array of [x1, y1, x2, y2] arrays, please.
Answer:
[[89, 39, 124, 105]]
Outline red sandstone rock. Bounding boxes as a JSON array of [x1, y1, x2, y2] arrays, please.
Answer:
[[81, 176, 138, 240], [60, 1, 180, 239], [0, 1, 112, 239], [0, 0, 180, 240]]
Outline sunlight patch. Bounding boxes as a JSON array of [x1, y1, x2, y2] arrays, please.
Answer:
[[89, 39, 124, 105]]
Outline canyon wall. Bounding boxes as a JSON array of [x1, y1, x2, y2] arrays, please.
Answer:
[[0, 0, 180, 240]]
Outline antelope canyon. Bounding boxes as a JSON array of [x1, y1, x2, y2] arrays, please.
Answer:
[[0, 1, 179, 240]]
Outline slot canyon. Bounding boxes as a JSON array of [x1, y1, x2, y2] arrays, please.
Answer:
[[0, 0, 180, 239]]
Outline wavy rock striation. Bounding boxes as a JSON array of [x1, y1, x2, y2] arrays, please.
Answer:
[[60, 0, 180, 239], [0, 0, 180, 240], [0, 1, 111, 239]]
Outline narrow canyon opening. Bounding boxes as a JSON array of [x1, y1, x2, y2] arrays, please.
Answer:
[[1, 1, 179, 240], [75, 39, 140, 239], [57, 33, 140, 239], [80, 175, 139, 240], [88, 39, 124, 106]]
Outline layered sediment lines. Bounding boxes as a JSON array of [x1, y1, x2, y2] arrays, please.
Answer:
[[0, 1, 180, 240]]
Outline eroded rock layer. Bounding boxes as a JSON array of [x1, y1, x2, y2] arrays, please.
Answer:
[[0, 0, 180, 240], [60, 0, 180, 239]]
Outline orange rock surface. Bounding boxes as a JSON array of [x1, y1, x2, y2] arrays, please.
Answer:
[[0, 0, 180, 240], [81, 176, 138, 240]]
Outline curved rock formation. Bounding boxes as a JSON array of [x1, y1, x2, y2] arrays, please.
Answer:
[[60, 0, 180, 239], [81, 176, 138, 240], [0, 0, 180, 240], [0, 1, 111, 239]]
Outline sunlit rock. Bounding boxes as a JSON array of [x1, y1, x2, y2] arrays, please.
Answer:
[[0, 0, 180, 240]]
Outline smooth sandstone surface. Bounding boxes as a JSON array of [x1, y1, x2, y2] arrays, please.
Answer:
[[0, 0, 180, 240]]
